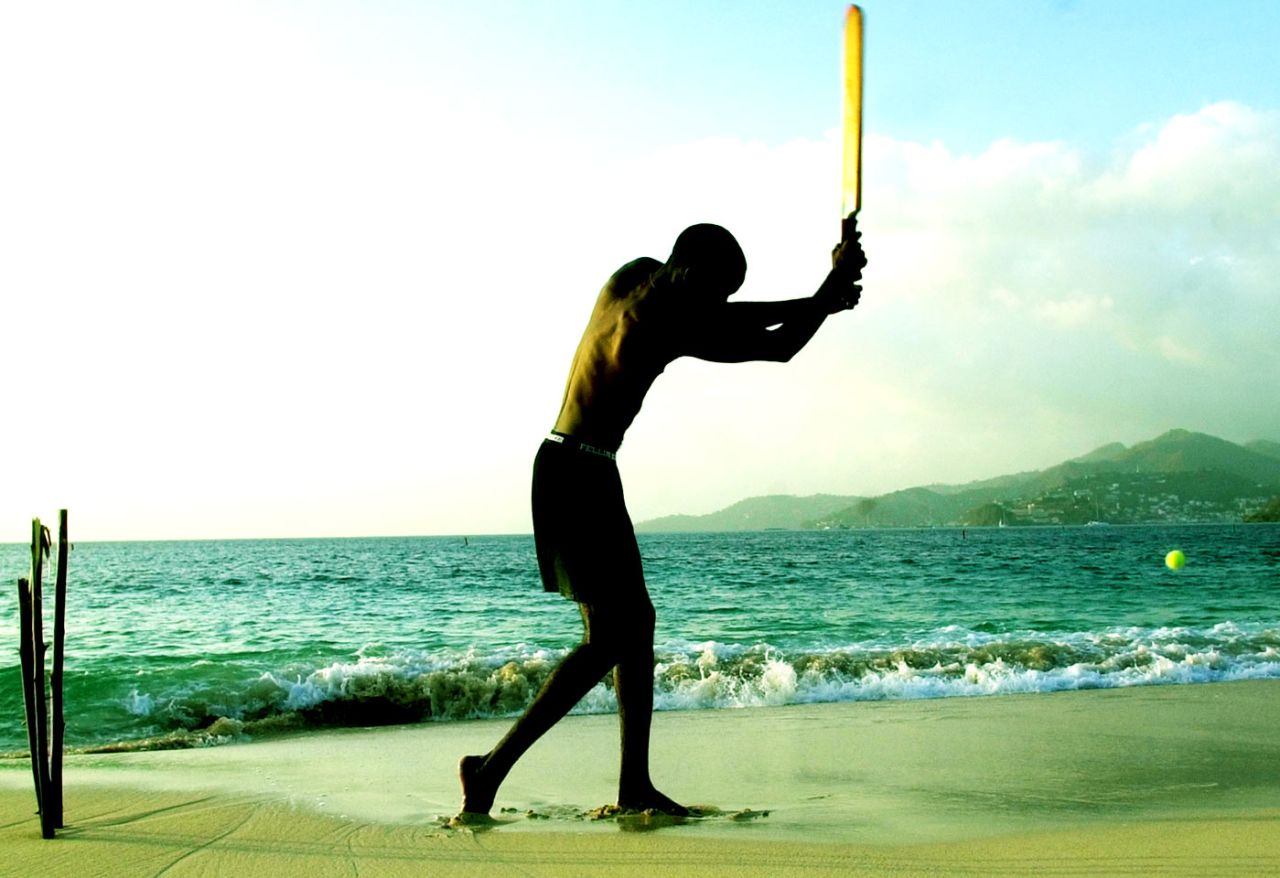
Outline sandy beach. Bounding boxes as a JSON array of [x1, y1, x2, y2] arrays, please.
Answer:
[[3, 680, 1278, 876]]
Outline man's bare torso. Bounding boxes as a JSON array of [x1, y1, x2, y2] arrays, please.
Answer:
[[548, 218, 863, 451], [551, 257, 677, 451]]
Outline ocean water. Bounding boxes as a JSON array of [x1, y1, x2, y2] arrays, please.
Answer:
[[2, 525, 1277, 753]]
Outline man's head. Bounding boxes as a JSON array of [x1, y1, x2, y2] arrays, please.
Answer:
[[665, 223, 746, 299]]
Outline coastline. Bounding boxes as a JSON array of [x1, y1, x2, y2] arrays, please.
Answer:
[[3, 680, 1278, 875]]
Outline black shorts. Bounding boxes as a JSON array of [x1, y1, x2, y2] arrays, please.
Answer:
[[531, 437, 646, 605]]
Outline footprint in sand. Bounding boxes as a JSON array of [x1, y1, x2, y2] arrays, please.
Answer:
[[582, 804, 771, 827]]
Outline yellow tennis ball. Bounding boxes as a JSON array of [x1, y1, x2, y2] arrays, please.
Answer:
[[1165, 549, 1186, 570]]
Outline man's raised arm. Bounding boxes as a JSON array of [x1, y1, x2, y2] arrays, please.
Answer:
[[682, 222, 866, 364], [685, 298, 830, 363]]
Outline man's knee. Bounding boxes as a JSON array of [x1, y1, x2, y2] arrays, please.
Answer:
[[582, 597, 654, 649]]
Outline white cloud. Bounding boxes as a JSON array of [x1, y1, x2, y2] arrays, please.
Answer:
[[1096, 102, 1280, 211], [1154, 336, 1207, 366], [624, 101, 1280, 515], [1034, 295, 1114, 329]]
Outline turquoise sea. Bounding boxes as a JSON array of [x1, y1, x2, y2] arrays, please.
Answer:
[[2, 525, 1278, 753]]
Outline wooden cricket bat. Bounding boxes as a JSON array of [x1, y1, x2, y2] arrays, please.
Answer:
[[842, 5, 864, 225]]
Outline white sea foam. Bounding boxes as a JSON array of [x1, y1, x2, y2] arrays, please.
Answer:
[[123, 689, 154, 716], [73, 621, 1280, 753], [95, 631, 1273, 753], [643, 622, 1280, 711]]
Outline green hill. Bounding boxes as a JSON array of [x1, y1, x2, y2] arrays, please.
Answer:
[[1074, 441, 1129, 463], [1245, 496, 1280, 522], [1247, 440, 1280, 462], [969, 430, 1280, 499], [1119, 429, 1280, 482], [636, 429, 1280, 532], [639, 494, 861, 532]]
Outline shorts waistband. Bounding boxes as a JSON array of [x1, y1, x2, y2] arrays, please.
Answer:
[[545, 432, 617, 460]]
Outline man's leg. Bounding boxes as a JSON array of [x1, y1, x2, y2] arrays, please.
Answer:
[[458, 605, 616, 815], [610, 598, 688, 815]]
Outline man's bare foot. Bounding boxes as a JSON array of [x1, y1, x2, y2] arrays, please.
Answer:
[[616, 784, 689, 817], [458, 754, 496, 815], [446, 810, 497, 829]]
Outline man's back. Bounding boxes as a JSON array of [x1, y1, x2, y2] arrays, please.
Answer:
[[550, 220, 864, 450], [551, 257, 673, 451]]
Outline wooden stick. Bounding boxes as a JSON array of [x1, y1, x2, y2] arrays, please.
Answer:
[[51, 509, 69, 828], [17, 578, 43, 820], [30, 519, 54, 839]]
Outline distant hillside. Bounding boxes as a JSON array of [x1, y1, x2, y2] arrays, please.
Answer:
[[994, 429, 1280, 498], [809, 484, 1012, 529], [639, 494, 860, 532], [1246, 496, 1280, 522], [1074, 441, 1129, 463], [636, 429, 1280, 532], [1248, 440, 1280, 462], [1119, 429, 1280, 482]]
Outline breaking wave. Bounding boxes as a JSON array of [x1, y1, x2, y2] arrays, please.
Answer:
[[77, 621, 1280, 752]]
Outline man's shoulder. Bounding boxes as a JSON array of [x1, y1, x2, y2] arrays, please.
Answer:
[[606, 257, 663, 295], [620, 256, 663, 273]]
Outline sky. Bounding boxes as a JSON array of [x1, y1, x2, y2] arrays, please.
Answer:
[[2, 0, 1278, 541]]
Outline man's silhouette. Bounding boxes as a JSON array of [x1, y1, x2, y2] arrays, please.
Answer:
[[459, 217, 866, 817]]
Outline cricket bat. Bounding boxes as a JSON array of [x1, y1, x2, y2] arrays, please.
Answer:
[[842, 5, 864, 227]]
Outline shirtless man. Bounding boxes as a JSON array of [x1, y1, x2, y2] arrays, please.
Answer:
[[458, 216, 866, 818]]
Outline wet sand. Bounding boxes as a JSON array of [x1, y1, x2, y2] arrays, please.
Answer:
[[3, 680, 1278, 876]]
